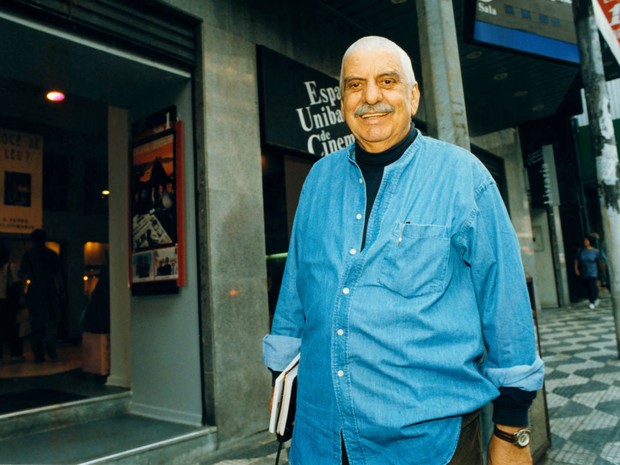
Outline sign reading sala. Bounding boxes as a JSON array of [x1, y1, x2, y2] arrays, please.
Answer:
[[471, 0, 578, 63], [258, 46, 353, 157]]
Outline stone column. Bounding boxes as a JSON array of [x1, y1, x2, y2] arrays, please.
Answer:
[[574, 0, 620, 356], [415, 0, 470, 149], [107, 106, 131, 388], [196, 25, 272, 445]]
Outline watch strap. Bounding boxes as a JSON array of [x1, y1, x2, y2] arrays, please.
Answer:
[[493, 426, 517, 443], [493, 426, 531, 447]]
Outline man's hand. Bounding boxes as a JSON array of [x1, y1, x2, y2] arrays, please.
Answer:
[[487, 425, 533, 465]]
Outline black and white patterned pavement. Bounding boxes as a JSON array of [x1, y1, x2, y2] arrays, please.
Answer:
[[538, 294, 620, 465]]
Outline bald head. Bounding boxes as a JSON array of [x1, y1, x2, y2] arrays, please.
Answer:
[[340, 36, 416, 91], [339, 35, 421, 152]]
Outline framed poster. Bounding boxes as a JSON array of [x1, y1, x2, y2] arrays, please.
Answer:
[[0, 129, 43, 234], [130, 107, 185, 295]]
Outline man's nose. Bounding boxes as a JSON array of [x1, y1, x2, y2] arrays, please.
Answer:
[[363, 81, 382, 104]]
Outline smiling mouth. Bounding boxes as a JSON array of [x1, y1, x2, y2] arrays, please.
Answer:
[[361, 112, 388, 119]]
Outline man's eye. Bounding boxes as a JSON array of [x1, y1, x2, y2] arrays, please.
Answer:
[[382, 79, 395, 85]]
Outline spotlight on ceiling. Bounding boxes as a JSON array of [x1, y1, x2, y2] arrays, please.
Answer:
[[46, 90, 65, 102]]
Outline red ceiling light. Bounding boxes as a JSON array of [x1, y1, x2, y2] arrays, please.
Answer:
[[46, 90, 65, 102]]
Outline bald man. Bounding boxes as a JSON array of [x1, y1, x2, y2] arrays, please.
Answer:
[[264, 36, 543, 465]]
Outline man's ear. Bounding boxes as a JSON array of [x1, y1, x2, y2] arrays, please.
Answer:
[[410, 83, 421, 117]]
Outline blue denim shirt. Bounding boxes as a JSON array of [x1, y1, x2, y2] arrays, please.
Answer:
[[263, 131, 544, 465]]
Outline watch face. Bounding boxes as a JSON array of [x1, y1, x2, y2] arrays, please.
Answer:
[[515, 430, 531, 447]]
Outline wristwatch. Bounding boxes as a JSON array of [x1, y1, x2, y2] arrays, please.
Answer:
[[493, 426, 531, 448]]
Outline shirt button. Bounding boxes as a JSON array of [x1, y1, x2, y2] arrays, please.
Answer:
[[349, 248, 357, 255], [337, 370, 344, 377], [356, 213, 362, 220], [359, 178, 363, 184], [337, 329, 344, 336], [342, 287, 350, 295]]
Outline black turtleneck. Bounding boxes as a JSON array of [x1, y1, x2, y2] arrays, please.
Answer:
[[356, 125, 417, 250]]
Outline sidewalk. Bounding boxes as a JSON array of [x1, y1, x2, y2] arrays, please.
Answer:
[[537, 296, 620, 465], [197, 431, 288, 465], [200, 297, 620, 465]]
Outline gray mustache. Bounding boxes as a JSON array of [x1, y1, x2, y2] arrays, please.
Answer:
[[354, 103, 395, 117]]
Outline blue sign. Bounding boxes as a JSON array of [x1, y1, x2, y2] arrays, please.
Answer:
[[472, 0, 579, 63]]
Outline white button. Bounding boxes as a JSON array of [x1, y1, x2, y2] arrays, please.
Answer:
[[342, 287, 350, 295], [359, 178, 363, 184], [337, 329, 344, 336], [356, 213, 362, 220], [337, 370, 344, 377], [349, 248, 357, 255]]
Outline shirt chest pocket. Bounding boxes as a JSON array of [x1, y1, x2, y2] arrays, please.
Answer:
[[377, 222, 450, 298]]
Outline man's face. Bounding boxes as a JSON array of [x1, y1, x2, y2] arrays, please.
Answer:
[[341, 47, 420, 153]]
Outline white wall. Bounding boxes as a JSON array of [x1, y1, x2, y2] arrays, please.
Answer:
[[128, 81, 203, 425]]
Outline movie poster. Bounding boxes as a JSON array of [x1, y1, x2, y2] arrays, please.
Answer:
[[130, 107, 185, 295], [131, 133, 177, 250], [0, 129, 43, 234]]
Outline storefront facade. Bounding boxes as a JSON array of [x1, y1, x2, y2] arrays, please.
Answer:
[[0, 0, 582, 453]]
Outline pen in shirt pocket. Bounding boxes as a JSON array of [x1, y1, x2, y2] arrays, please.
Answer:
[[397, 221, 410, 246]]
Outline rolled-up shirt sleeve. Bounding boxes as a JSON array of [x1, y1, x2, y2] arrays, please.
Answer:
[[262, 334, 301, 372], [457, 178, 544, 393]]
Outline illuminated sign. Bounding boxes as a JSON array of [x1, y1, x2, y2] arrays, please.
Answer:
[[257, 46, 353, 157], [471, 0, 579, 63]]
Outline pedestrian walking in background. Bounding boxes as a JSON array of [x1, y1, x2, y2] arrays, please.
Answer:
[[19, 229, 64, 363], [574, 235, 601, 309], [589, 232, 610, 291]]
